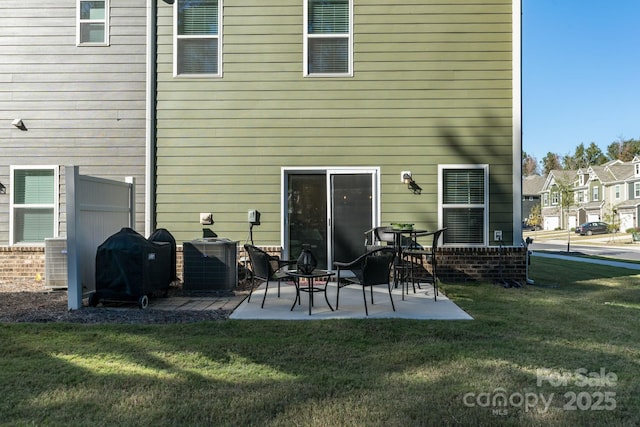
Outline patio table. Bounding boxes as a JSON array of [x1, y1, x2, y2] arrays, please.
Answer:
[[382, 227, 428, 299], [286, 270, 335, 315]]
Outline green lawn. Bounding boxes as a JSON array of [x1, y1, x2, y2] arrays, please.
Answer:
[[1, 257, 639, 426]]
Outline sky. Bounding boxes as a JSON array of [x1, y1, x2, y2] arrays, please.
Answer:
[[522, 0, 640, 163]]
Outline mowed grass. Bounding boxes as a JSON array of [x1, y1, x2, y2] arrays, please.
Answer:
[[1, 257, 639, 426]]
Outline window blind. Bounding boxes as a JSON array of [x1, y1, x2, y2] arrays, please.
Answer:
[[443, 208, 484, 244], [308, 38, 349, 73], [308, 0, 348, 34], [443, 169, 485, 205], [13, 170, 54, 205], [14, 208, 54, 243], [177, 39, 218, 74], [178, 0, 218, 35]]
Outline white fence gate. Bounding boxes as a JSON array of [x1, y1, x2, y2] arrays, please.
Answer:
[[66, 166, 135, 310]]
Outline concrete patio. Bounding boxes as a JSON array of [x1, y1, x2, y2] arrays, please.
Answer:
[[229, 280, 472, 320]]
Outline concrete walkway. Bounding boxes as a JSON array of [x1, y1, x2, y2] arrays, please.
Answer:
[[532, 251, 640, 270], [150, 292, 247, 312]]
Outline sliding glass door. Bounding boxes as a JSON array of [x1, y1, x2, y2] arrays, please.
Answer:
[[284, 168, 378, 269]]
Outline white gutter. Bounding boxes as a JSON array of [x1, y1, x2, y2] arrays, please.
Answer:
[[513, 0, 523, 245], [145, 0, 157, 237]]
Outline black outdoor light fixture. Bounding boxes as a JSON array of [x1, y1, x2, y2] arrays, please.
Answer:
[[401, 171, 422, 195]]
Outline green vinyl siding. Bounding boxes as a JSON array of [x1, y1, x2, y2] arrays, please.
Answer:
[[155, 0, 516, 244]]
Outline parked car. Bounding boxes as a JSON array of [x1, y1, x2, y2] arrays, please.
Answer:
[[575, 221, 610, 236], [522, 221, 541, 231]]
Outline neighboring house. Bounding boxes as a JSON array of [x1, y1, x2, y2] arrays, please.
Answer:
[[151, 0, 524, 274], [522, 174, 545, 225], [613, 157, 640, 230], [539, 158, 640, 232], [577, 159, 640, 231], [539, 170, 577, 230], [0, 0, 149, 247]]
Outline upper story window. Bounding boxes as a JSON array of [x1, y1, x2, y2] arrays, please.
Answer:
[[634, 182, 640, 198], [10, 166, 59, 245], [592, 186, 599, 201], [439, 165, 488, 246], [543, 193, 549, 206], [551, 191, 559, 205], [577, 191, 584, 203], [174, 0, 222, 77], [77, 0, 109, 45], [615, 185, 621, 200], [304, 0, 353, 77], [635, 163, 640, 177], [579, 174, 585, 186]]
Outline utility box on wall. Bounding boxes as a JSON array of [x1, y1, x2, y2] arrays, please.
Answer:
[[183, 238, 238, 291]]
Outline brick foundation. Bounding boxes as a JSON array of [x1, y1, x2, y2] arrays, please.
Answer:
[[0, 245, 526, 284], [436, 246, 527, 283], [0, 246, 46, 281]]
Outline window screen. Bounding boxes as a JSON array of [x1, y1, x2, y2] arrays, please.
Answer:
[[305, 0, 351, 76], [441, 167, 487, 245], [12, 169, 56, 244], [78, 1, 108, 44], [176, 0, 221, 76]]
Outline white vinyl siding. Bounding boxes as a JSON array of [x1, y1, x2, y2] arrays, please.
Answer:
[[439, 165, 488, 246], [174, 0, 222, 77], [304, 0, 353, 76], [77, 0, 109, 45], [10, 166, 59, 245]]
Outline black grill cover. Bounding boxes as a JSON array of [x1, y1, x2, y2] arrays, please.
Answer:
[[95, 228, 171, 298], [149, 228, 177, 281]]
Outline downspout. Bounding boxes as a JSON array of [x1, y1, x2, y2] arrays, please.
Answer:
[[512, 0, 523, 245], [145, 0, 157, 236]]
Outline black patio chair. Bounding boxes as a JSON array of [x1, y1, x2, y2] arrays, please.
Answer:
[[333, 246, 396, 316], [244, 244, 296, 308], [402, 228, 447, 301]]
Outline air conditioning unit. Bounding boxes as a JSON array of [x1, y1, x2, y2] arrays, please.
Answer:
[[45, 238, 68, 289], [183, 238, 238, 291]]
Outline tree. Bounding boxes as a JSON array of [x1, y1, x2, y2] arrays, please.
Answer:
[[606, 137, 640, 161], [561, 142, 606, 170], [554, 175, 575, 252], [542, 152, 562, 175], [522, 152, 539, 176], [585, 142, 606, 165], [528, 203, 542, 230]]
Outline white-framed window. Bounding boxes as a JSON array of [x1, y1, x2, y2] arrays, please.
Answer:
[[439, 165, 488, 246], [9, 166, 59, 245], [615, 184, 621, 200], [634, 182, 640, 199], [577, 191, 584, 203], [543, 193, 549, 206], [174, 0, 222, 77], [77, 0, 109, 45], [551, 191, 559, 205], [579, 174, 585, 186], [304, 0, 353, 77], [592, 186, 599, 201], [635, 163, 640, 177]]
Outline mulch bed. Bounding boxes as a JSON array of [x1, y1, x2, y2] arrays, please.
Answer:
[[0, 278, 252, 324]]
